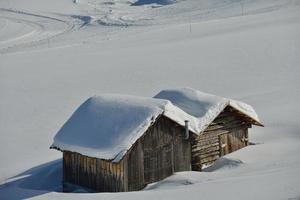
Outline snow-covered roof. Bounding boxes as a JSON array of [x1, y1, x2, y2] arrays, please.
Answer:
[[154, 88, 263, 133], [51, 89, 262, 162], [51, 94, 199, 162]]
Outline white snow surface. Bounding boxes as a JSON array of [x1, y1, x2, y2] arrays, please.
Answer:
[[154, 88, 262, 133], [51, 94, 199, 162], [0, 0, 300, 199]]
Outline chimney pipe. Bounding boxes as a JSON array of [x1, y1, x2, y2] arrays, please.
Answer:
[[184, 120, 189, 140]]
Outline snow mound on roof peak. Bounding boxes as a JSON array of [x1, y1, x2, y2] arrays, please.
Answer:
[[155, 88, 227, 118], [154, 87, 263, 131], [155, 88, 229, 132]]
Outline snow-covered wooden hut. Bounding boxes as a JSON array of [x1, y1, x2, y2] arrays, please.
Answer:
[[51, 89, 263, 192], [50, 95, 199, 192], [154, 88, 264, 170]]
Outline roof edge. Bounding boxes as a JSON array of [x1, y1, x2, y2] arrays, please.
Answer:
[[228, 101, 264, 127]]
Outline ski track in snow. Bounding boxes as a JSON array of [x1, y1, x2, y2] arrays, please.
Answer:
[[0, 8, 76, 54], [0, 16, 44, 45], [0, 0, 297, 54]]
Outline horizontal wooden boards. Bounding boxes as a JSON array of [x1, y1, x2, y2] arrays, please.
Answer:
[[191, 106, 250, 171]]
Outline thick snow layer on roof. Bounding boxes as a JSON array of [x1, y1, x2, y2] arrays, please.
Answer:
[[229, 100, 261, 123], [154, 88, 262, 133], [51, 95, 198, 162]]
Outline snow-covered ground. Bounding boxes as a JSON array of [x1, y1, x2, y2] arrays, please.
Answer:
[[0, 0, 299, 199]]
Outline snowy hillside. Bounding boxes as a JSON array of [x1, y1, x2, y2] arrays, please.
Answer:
[[0, 0, 300, 199]]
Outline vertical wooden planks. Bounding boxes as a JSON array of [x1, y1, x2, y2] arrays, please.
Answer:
[[136, 116, 191, 189], [62, 151, 125, 192], [62, 113, 203, 192]]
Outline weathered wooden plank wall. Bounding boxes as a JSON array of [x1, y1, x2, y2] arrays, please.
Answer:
[[126, 116, 192, 191], [127, 140, 145, 191], [191, 107, 251, 171], [173, 122, 191, 172], [219, 128, 249, 156], [141, 117, 173, 185], [63, 115, 192, 192], [63, 151, 125, 192]]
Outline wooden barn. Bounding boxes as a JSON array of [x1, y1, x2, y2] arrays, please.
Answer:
[[51, 88, 263, 192], [51, 95, 198, 192], [154, 88, 264, 170]]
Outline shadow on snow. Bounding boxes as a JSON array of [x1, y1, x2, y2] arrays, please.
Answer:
[[0, 159, 62, 199], [132, 0, 176, 6]]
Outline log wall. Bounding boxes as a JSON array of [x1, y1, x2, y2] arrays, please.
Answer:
[[191, 106, 251, 171]]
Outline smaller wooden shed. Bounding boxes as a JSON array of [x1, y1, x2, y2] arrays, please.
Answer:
[[154, 88, 264, 170]]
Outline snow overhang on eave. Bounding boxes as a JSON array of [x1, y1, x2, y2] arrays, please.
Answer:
[[227, 104, 264, 127]]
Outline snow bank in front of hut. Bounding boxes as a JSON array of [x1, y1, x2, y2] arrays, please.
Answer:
[[51, 95, 199, 162], [154, 88, 263, 132], [202, 158, 244, 172]]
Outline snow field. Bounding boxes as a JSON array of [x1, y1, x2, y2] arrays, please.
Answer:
[[0, 0, 299, 199]]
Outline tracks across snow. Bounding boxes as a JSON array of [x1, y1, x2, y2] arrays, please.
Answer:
[[0, 16, 44, 45], [0, 0, 296, 54], [0, 8, 76, 54]]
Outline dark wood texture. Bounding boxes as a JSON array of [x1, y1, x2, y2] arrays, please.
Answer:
[[62, 105, 255, 192], [63, 115, 192, 192], [191, 106, 251, 171], [126, 116, 191, 191], [63, 151, 125, 192]]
